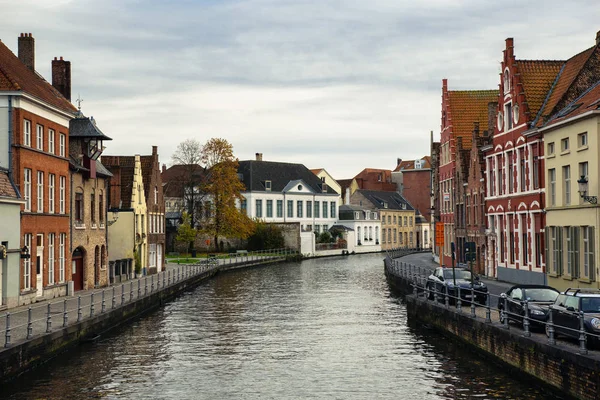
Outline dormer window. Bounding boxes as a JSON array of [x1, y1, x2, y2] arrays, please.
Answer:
[[373, 212, 377, 219], [355, 212, 360, 219], [265, 180, 272, 191], [322, 183, 327, 193], [383, 202, 388, 209]]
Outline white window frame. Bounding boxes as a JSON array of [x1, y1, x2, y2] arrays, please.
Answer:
[[49, 129, 55, 154], [59, 176, 66, 214], [59, 233, 66, 282], [24, 120, 31, 147], [36, 124, 43, 150], [49, 174, 55, 213], [48, 233, 55, 285], [563, 165, 571, 206], [37, 171, 44, 213], [24, 168, 31, 211], [549, 169, 556, 207], [59, 133, 66, 157]]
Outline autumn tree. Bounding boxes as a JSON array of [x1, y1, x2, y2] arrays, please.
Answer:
[[175, 212, 198, 253], [200, 138, 255, 251]]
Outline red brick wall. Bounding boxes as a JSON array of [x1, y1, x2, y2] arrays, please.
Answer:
[[401, 170, 431, 222]]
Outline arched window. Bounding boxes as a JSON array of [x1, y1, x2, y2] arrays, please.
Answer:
[[503, 69, 510, 93]]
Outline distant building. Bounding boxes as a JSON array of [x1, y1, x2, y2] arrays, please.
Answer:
[[353, 168, 396, 192], [335, 204, 381, 253], [392, 156, 432, 223]]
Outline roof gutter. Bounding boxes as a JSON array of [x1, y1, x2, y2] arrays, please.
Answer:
[[538, 109, 600, 133]]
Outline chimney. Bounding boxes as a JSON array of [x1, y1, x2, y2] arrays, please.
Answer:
[[52, 56, 71, 101], [345, 187, 350, 205], [18, 33, 35, 71], [162, 164, 166, 173], [255, 153, 263, 161], [596, 30, 600, 46], [152, 145, 158, 155]]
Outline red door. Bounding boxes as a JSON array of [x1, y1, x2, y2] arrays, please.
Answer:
[[72, 256, 84, 291]]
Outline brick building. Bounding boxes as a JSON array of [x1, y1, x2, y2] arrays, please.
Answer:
[[0, 33, 77, 304], [140, 147, 165, 273], [69, 116, 112, 290], [353, 168, 396, 192], [437, 79, 498, 268]]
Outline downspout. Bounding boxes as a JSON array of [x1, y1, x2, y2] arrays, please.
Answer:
[[7, 96, 19, 196]]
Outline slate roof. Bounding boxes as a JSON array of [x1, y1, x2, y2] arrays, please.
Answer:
[[447, 90, 498, 149], [69, 116, 112, 140], [69, 156, 113, 177], [357, 189, 414, 211], [237, 160, 339, 194], [0, 171, 18, 199], [0, 39, 77, 114]]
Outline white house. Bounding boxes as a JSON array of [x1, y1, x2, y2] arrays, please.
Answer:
[[334, 204, 382, 253], [238, 154, 341, 237]]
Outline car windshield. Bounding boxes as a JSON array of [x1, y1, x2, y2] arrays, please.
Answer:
[[443, 269, 472, 280], [523, 288, 558, 302], [581, 297, 600, 313]]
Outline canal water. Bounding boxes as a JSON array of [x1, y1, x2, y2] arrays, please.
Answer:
[[2, 254, 564, 399]]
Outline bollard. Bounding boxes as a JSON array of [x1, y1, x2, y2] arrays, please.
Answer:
[[547, 305, 556, 345], [63, 299, 68, 327], [445, 287, 449, 309], [5, 313, 11, 348], [102, 289, 106, 313], [163, 271, 166, 288], [112, 287, 116, 310], [168, 270, 171, 285], [457, 286, 462, 313], [27, 307, 33, 339], [77, 296, 82, 322], [46, 303, 52, 333], [485, 294, 491, 323], [503, 296, 509, 329], [470, 286, 476, 318], [522, 299, 531, 337], [412, 279, 417, 296], [178, 267, 181, 282], [90, 292, 95, 318], [145, 277, 148, 295], [579, 311, 588, 354]]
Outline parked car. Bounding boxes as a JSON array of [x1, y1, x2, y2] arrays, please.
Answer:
[[546, 288, 600, 347], [497, 285, 560, 329], [424, 267, 488, 304]]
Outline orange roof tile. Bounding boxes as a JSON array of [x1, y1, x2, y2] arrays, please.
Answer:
[[447, 90, 498, 149], [0, 40, 76, 114], [545, 81, 600, 127], [516, 60, 563, 122]]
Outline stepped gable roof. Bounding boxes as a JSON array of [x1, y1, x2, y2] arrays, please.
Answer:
[[69, 116, 112, 140], [103, 155, 135, 207], [545, 80, 600, 127], [447, 90, 498, 149], [237, 160, 339, 194], [515, 59, 563, 122], [0, 40, 77, 114], [140, 155, 155, 200], [357, 189, 414, 211], [0, 171, 18, 199]]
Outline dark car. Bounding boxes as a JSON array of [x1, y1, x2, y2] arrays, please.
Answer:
[[424, 267, 488, 304], [497, 285, 560, 329], [547, 288, 600, 347]]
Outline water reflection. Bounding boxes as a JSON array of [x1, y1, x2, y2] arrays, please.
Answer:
[[2, 254, 563, 399]]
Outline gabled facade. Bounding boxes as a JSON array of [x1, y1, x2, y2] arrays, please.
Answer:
[[237, 155, 340, 234], [0, 33, 78, 305], [310, 168, 342, 207], [69, 115, 112, 291], [336, 204, 381, 252], [140, 146, 165, 273], [438, 79, 498, 268], [484, 38, 563, 284], [350, 189, 415, 251]]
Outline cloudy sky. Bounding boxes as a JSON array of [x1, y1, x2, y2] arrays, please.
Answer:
[[1, 0, 599, 178]]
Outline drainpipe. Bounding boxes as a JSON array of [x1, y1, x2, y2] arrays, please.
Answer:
[[7, 96, 19, 196]]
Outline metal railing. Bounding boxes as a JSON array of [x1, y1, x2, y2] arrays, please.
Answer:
[[384, 254, 600, 354], [1, 248, 296, 349]]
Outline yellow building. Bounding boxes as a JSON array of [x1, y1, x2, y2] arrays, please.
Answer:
[[544, 82, 600, 291]]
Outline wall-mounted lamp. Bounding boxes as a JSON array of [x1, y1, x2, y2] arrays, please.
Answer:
[[20, 246, 30, 259], [577, 175, 597, 204]]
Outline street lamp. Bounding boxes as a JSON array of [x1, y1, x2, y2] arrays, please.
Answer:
[[577, 175, 598, 204]]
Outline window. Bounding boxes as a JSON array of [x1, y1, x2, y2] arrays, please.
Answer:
[[387, 228, 391, 243], [330, 202, 336, 219], [59, 176, 66, 214], [59, 133, 66, 157], [48, 233, 55, 285], [561, 138, 569, 152], [154, 186, 158, 204], [566, 226, 580, 277], [382, 214, 386, 225], [322, 201, 328, 218], [37, 171, 43, 213], [48, 174, 55, 213], [583, 227, 595, 280], [382, 229, 386, 243], [59, 233, 65, 282], [24, 120, 31, 146], [404, 216, 408, 226], [547, 142, 555, 155], [241, 199, 247, 214], [364, 227, 368, 241], [307, 201, 312, 218], [287, 200, 293, 218], [91, 191, 96, 225], [393, 229, 397, 243], [410, 217, 413, 226], [36, 125, 43, 150], [23, 168, 31, 211], [393, 216, 397, 224], [99, 194, 104, 225], [578, 132, 588, 148], [265, 180, 272, 191], [48, 129, 55, 154], [297, 200, 303, 218], [579, 162, 589, 204], [149, 244, 156, 268], [505, 103, 513, 130], [276, 200, 283, 218], [75, 192, 84, 224], [563, 165, 571, 206], [266, 200, 273, 218], [387, 215, 391, 224], [549, 169, 556, 207], [256, 199, 263, 218], [23, 233, 32, 289], [520, 156, 526, 192], [507, 152, 514, 193]]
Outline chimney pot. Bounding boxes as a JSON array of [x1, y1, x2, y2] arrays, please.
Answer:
[[255, 153, 263, 161], [18, 33, 35, 71], [52, 57, 71, 101]]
